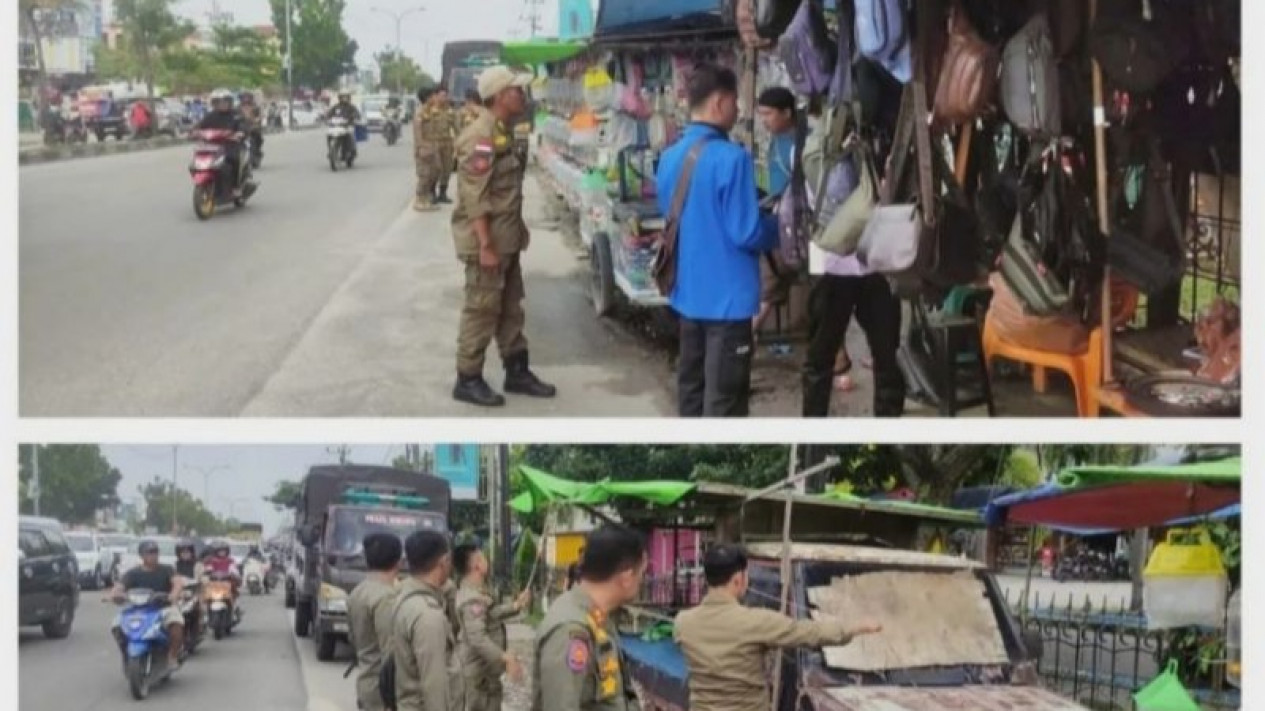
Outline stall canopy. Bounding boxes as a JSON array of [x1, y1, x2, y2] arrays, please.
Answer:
[[595, 0, 730, 39], [509, 465, 696, 513], [501, 40, 588, 67], [984, 458, 1240, 530], [818, 491, 984, 526]]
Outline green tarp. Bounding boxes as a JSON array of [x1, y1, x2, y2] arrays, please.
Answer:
[[501, 40, 588, 67], [1056, 457, 1241, 489], [818, 491, 985, 526], [510, 466, 696, 514]]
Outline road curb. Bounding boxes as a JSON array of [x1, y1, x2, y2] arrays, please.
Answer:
[[18, 126, 288, 166]]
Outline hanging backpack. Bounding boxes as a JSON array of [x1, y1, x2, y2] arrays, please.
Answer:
[[1090, 0, 1189, 94], [827, 0, 856, 105], [777, 112, 813, 269], [1106, 139, 1186, 294], [932, 0, 1001, 125], [378, 590, 427, 711], [756, 0, 803, 40], [1001, 13, 1061, 137], [779, 0, 837, 97], [854, 0, 907, 61]]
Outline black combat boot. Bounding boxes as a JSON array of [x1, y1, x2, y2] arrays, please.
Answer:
[[503, 352, 556, 398], [436, 184, 452, 204], [452, 374, 506, 407]]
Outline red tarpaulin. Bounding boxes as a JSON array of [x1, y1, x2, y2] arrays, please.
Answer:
[[1003, 481, 1241, 530]]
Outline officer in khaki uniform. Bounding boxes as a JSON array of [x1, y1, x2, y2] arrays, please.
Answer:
[[347, 534, 402, 711], [533, 525, 646, 711], [453, 544, 532, 711], [459, 90, 482, 134], [451, 65, 556, 407], [673, 545, 883, 711], [412, 87, 454, 212], [390, 531, 465, 711], [431, 87, 456, 204]]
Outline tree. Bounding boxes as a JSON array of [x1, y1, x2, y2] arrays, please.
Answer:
[[265, 480, 303, 511], [18, 444, 122, 524], [112, 0, 192, 96], [139, 479, 230, 536], [375, 51, 432, 94], [269, 0, 358, 90]]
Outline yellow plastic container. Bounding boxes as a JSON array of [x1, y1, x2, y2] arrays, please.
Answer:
[[1143, 528, 1228, 629]]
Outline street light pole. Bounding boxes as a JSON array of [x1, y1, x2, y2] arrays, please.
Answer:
[[32, 445, 40, 517], [171, 445, 179, 535], [185, 463, 231, 508], [285, 0, 294, 129], [372, 6, 425, 96]]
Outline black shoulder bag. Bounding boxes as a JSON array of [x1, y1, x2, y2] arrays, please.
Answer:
[[652, 138, 711, 297]]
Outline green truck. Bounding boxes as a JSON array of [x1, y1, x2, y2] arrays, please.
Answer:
[[292, 465, 451, 660]]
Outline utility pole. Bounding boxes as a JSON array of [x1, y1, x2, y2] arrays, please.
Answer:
[[372, 6, 426, 96], [31, 445, 41, 517], [284, 0, 294, 129], [495, 444, 511, 584], [522, 0, 545, 38]]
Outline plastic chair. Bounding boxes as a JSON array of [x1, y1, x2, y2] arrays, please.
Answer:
[[981, 314, 1103, 417]]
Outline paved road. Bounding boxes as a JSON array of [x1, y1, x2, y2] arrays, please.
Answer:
[[19, 591, 306, 711], [20, 131, 673, 416]]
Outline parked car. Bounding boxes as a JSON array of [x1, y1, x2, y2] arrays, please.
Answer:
[[153, 98, 190, 136], [98, 532, 135, 584], [64, 530, 111, 590], [19, 516, 80, 639]]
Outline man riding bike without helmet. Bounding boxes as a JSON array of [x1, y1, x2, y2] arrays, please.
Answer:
[[109, 540, 186, 669], [197, 89, 251, 197]]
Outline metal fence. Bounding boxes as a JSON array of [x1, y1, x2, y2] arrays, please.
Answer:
[[1005, 589, 1240, 710]]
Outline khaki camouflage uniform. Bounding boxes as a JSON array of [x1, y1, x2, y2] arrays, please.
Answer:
[[347, 577, 398, 711], [455, 580, 518, 711], [452, 106, 531, 378], [413, 103, 455, 210], [531, 588, 636, 711]]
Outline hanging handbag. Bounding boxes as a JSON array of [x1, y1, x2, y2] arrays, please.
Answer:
[[756, 0, 803, 40], [777, 111, 813, 269], [652, 138, 711, 297], [816, 142, 877, 255], [779, 0, 837, 97], [1090, 0, 1189, 94], [933, 0, 1000, 125], [1107, 139, 1186, 293], [1001, 13, 1061, 137]]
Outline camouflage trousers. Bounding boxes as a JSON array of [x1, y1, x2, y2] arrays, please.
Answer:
[[462, 674, 503, 711], [457, 253, 528, 376], [415, 150, 441, 203], [436, 143, 454, 195]]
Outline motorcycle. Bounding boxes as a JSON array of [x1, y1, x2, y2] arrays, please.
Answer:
[[264, 561, 281, 594], [113, 589, 179, 700], [188, 128, 257, 220], [243, 559, 265, 596], [326, 117, 356, 171], [382, 117, 400, 146], [202, 572, 241, 640], [247, 130, 264, 170], [177, 577, 205, 655]]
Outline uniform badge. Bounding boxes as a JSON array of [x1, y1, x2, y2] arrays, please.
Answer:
[[566, 638, 590, 673], [468, 603, 485, 618], [465, 139, 495, 176], [494, 134, 509, 150]]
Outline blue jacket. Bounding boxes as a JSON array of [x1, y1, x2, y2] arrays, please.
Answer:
[[655, 123, 779, 321]]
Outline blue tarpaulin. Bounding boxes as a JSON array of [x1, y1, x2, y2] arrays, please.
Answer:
[[596, 0, 729, 37]]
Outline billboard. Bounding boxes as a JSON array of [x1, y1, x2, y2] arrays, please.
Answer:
[[558, 0, 595, 40], [433, 444, 480, 498]]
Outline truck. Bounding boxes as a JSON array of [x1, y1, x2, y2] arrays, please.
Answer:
[[292, 465, 451, 660], [441, 40, 504, 100]]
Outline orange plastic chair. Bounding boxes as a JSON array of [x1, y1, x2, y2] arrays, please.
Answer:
[[981, 314, 1103, 417]]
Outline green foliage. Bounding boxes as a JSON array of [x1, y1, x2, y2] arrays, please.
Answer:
[[111, 0, 193, 95], [1003, 448, 1043, 489], [269, 0, 358, 90], [375, 51, 433, 93], [450, 500, 487, 535], [18, 445, 122, 524], [264, 479, 303, 511], [138, 479, 231, 536]]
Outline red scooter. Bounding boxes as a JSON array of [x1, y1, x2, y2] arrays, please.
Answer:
[[188, 129, 257, 220]]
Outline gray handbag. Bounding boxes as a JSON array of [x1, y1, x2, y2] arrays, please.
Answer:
[[856, 201, 927, 273], [816, 145, 878, 255]]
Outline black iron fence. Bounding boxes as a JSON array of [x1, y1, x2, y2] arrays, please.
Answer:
[[1005, 589, 1240, 710]]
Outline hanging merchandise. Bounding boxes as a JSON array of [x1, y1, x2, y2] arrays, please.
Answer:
[[1090, 0, 1189, 95], [1133, 660, 1203, 711], [1143, 527, 1228, 629], [756, 0, 803, 41], [778, 0, 837, 97], [737, 0, 776, 49], [1106, 139, 1186, 294], [583, 66, 616, 111], [1001, 13, 1061, 137], [776, 112, 813, 269], [817, 144, 877, 255], [827, 0, 855, 104], [933, 1, 1000, 125], [855, 0, 907, 62]]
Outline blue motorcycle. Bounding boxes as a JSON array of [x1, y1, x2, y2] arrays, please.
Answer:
[[114, 589, 177, 700]]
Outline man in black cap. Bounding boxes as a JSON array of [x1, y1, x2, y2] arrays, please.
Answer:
[[110, 540, 186, 668]]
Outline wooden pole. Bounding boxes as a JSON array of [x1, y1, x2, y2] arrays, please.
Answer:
[[1089, 0, 1114, 390], [769, 445, 799, 711]]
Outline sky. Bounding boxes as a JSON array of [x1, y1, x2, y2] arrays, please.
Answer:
[[165, 0, 596, 78], [101, 444, 411, 534]]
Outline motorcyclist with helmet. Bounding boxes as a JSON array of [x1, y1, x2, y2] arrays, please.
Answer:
[[109, 540, 186, 668], [203, 540, 242, 600], [196, 89, 250, 197], [325, 91, 362, 160], [174, 540, 206, 643], [238, 91, 265, 164]]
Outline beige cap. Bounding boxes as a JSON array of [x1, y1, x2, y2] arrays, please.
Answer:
[[477, 65, 532, 100]]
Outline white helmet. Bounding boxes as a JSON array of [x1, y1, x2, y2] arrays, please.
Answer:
[[210, 88, 234, 105]]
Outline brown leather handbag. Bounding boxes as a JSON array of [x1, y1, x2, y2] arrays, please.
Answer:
[[933, 1, 1000, 125], [652, 139, 711, 297]]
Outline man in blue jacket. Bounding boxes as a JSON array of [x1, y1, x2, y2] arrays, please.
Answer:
[[655, 64, 779, 417]]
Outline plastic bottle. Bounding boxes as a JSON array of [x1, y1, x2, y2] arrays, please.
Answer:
[[1226, 587, 1240, 688]]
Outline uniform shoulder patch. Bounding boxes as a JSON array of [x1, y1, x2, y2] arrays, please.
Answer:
[[464, 137, 495, 176], [565, 637, 591, 673], [466, 601, 485, 618]]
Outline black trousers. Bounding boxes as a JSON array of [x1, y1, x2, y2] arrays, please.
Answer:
[[677, 317, 754, 417], [802, 274, 906, 417]]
